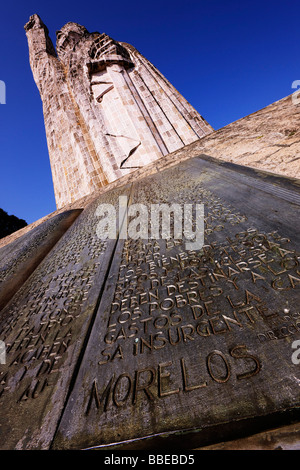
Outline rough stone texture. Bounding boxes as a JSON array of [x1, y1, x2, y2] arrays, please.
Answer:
[[0, 186, 131, 450], [24, 15, 212, 209], [0, 210, 82, 311], [51, 157, 300, 451], [2, 91, 299, 251], [187, 93, 300, 179], [0, 18, 299, 450], [1, 155, 300, 450], [0, 15, 300, 450]]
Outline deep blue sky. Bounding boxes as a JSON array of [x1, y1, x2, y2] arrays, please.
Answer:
[[0, 0, 299, 225]]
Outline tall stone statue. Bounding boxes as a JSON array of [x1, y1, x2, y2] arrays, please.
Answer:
[[24, 14, 213, 208]]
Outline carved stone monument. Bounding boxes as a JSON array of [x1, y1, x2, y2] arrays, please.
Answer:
[[0, 15, 299, 450], [24, 15, 212, 209]]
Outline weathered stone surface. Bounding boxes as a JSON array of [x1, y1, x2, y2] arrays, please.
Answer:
[[0, 155, 299, 449], [1, 15, 298, 450], [2, 92, 299, 252], [0, 185, 130, 449], [24, 14, 212, 209], [51, 156, 300, 450], [181, 94, 300, 180], [0, 210, 82, 311]]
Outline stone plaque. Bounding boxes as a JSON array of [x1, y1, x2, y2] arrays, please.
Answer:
[[0, 186, 130, 449], [51, 156, 300, 450], [0, 210, 82, 311]]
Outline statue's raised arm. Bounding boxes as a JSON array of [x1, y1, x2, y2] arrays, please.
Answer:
[[24, 14, 59, 95]]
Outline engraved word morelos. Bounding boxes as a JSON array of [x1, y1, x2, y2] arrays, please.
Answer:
[[0, 14, 299, 450]]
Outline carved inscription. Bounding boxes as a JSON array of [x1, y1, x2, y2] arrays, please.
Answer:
[[0, 235, 104, 402], [52, 160, 300, 450], [1, 157, 299, 450], [86, 346, 262, 415], [0, 210, 82, 312], [89, 226, 299, 412], [0, 187, 131, 450]]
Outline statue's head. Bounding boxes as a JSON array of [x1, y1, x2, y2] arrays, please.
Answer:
[[56, 22, 88, 58]]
